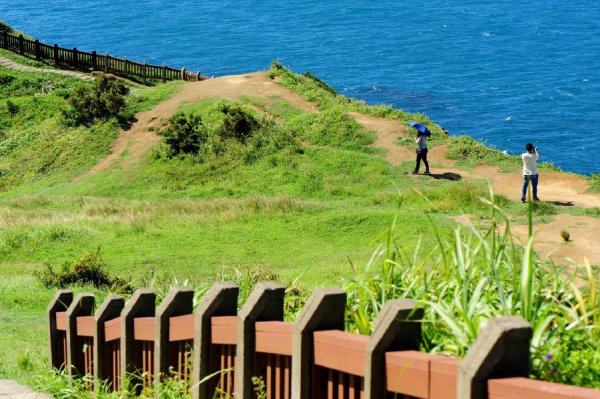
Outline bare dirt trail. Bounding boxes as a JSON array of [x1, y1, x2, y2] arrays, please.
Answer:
[[83, 72, 318, 176]]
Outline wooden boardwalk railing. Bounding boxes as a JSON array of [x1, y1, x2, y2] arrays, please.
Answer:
[[47, 284, 600, 399], [0, 31, 206, 83]]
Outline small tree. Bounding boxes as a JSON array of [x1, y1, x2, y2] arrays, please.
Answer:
[[65, 75, 129, 126], [219, 104, 259, 142]]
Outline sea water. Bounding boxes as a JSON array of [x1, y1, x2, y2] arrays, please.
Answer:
[[2, 0, 599, 174]]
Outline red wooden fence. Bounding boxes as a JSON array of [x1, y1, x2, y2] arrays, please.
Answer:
[[47, 285, 600, 399]]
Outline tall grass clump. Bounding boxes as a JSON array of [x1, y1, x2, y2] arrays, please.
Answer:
[[343, 189, 600, 388]]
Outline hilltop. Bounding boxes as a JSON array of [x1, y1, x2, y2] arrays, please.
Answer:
[[0, 44, 599, 390]]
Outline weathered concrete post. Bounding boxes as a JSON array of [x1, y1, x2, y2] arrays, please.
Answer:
[[154, 287, 194, 396], [235, 282, 285, 399], [18, 34, 24, 54], [53, 44, 59, 65], [47, 289, 73, 369], [93, 294, 125, 383], [143, 60, 148, 84], [66, 293, 95, 377], [191, 281, 239, 399], [291, 287, 346, 399], [91, 50, 97, 70], [120, 289, 156, 380], [364, 299, 423, 399], [124, 57, 129, 75], [104, 52, 109, 73], [181, 67, 186, 81], [2, 31, 8, 49], [457, 316, 532, 399], [162, 64, 167, 83]]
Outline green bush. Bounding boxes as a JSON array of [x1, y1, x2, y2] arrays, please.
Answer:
[[33, 248, 129, 291], [161, 112, 208, 156], [64, 75, 129, 126], [220, 104, 259, 142], [589, 173, 600, 192]]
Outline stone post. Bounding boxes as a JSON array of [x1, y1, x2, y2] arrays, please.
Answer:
[[364, 299, 423, 399], [235, 282, 285, 399], [47, 290, 73, 369], [93, 294, 125, 383], [154, 287, 194, 395], [120, 289, 156, 380], [192, 281, 239, 399], [66, 293, 95, 377], [457, 316, 532, 399], [291, 287, 346, 399]]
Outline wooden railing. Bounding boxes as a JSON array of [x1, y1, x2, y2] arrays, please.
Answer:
[[0, 31, 206, 83], [47, 284, 600, 399]]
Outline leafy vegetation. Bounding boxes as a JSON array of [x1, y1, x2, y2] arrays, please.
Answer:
[[64, 76, 130, 126]]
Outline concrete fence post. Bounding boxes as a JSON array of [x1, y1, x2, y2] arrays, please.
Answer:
[[2, 31, 8, 48], [192, 281, 239, 399], [53, 44, 59, 65], [47, 289, 73, 369], [66, 293, 95, 377], [181, 67, 186, 81], [457, 316, 532, 399], [104, 52, 109, 73], [72, 47, 78, 69], [18, 34, 24, 54], [91, 50, 97, 70], [143, 60, 148, 84], [364, 299, 423, 399], [162, 64, 167, 83], [120, 289, 156, 380], [291, 287, 346, 399], [235, 282, 286, 399], [154, 286, 194, 395], [93, 294, 125, 383], [34, 39, 40, 59]]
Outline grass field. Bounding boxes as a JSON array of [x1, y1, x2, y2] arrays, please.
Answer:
[[0, 55, 598, 392]]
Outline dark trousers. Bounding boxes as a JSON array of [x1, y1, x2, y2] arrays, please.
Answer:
[[521, 174, 539, 200], [414, 148, 429, 172]]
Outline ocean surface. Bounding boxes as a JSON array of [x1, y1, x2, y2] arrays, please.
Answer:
[[2, 1, 599, 174]]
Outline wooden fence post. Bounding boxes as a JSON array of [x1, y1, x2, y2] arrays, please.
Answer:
[[120, 289, 156, 381], [235, 282, 285, 399], [66, 293, 95, 377], [93, 295, 125, 385], [34, 39, 40, 59], [162, 64, 167, 83], [192, 281, 239, 399], [18, 34, 24, 54], [53, 44, 59, 65], [181, 67, 186, 81], [47, 290, 73, 369], [291, 287, 346, 399], [2, 31, 8, 48], [124, 57, 129, 75], [364, 299, 423, 399], [143, 60, 148, 84], [104, 53, 109, 73], [153, 287, 194, 396], [72, 47, 78, 69], [91, 51, 97, 70], [196, 71, 201, 82], [457, 316, 532, 399]]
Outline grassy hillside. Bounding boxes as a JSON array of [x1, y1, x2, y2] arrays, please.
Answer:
[[0, 54, 598, 392]]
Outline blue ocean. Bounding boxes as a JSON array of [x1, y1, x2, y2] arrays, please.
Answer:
[[2, 1, 599, 174]]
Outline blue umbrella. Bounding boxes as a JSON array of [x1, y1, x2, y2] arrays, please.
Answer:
[[407, 121, 431, 137]]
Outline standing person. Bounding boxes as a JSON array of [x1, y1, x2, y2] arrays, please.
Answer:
[[412, 132, 430, 175], [521, 143, 540, 202]]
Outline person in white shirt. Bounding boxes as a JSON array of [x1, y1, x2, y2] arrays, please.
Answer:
[[521, 143, 540, 203]]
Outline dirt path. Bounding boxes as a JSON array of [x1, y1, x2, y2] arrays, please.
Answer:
[[0, 379, 52, 398], [83, 72, 317, 175], [0, 55, 93, 81]]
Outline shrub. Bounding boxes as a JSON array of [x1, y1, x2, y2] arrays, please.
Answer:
[[64, 75, 129, 126], [560, 229, 571, 242], [34, 248, 129, 291], [6, 99, 18, 116], [219, 104, 259, 142], [161, 112, 208, 156]]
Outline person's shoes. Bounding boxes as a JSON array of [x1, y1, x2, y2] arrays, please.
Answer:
[[521, 198, 526, 203], [424, 170, 431, 175], [411, 171, 419, 175], [534, 197, 540, 202]]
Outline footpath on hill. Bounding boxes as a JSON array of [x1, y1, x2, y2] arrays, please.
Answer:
[[0, 55, 93, 81], [72, 71, 600, 265]]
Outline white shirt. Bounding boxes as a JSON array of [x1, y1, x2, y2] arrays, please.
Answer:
[[522, 152, 539, 175]]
